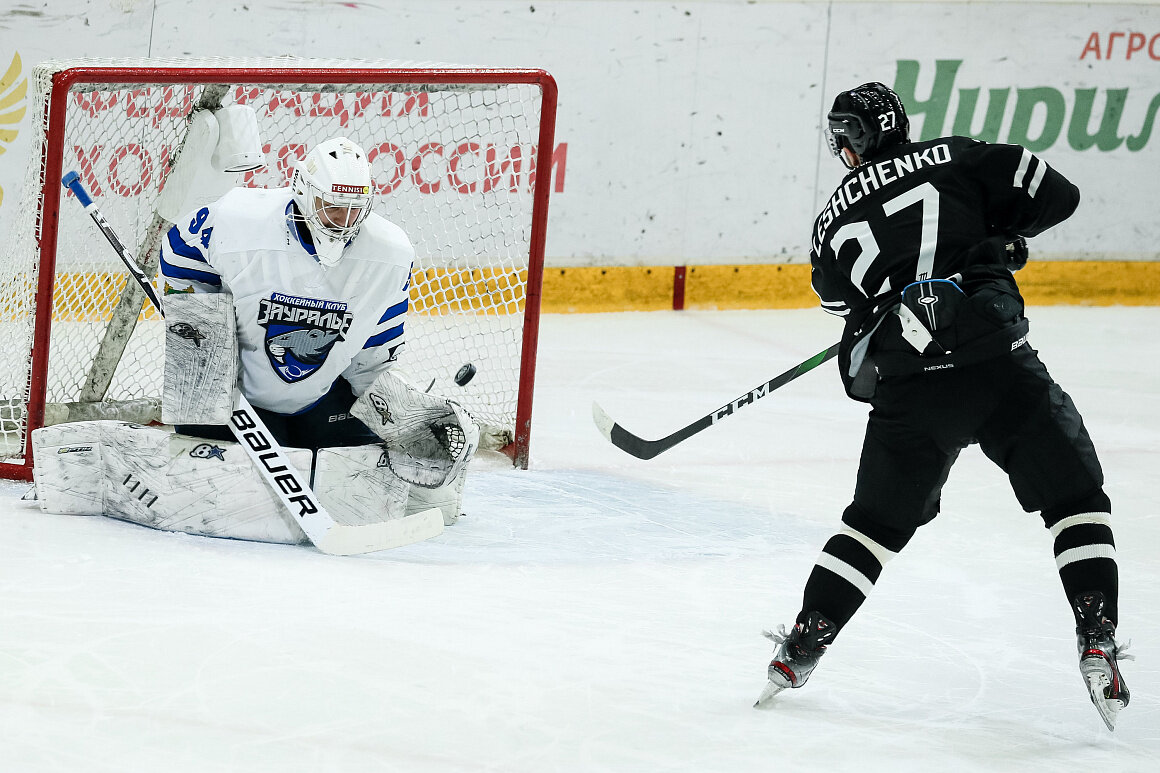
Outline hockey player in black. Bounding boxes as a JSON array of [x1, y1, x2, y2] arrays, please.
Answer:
[[756, 82, 1130, 730]]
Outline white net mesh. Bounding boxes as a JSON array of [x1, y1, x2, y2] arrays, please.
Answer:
[[0, 57, 554, 474]]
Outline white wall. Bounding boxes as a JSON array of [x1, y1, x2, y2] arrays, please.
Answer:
[[0, 0, 1157, 265]]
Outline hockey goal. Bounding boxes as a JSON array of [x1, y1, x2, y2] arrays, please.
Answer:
[[0, 58, 557, 479]]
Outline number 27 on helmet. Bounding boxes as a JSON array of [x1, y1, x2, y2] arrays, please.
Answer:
[[825, 82, 910, 170]]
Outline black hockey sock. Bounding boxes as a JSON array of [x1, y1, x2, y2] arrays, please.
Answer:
[[799, 528, 895, 633], [1044, 501, 1118, 627]]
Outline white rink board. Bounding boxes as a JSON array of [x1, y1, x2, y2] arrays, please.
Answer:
[[0, 1, 1157, 264]]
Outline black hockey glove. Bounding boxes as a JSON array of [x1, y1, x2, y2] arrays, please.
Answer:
[[1004, 236, 1028, 272]]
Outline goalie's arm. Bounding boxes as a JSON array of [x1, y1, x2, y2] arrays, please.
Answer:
[[342, 266, 413, 396], [158, 205, 227, 294]]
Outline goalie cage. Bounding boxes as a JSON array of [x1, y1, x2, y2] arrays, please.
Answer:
[[0, 57, 558, 478]]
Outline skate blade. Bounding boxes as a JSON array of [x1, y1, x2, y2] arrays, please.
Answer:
[[1084, 671, 1124, 731], [753, 680, 787, 709]]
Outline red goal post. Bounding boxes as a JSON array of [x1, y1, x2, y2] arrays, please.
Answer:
[[0, 58, 558, 479]]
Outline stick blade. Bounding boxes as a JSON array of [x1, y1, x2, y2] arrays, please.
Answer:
[[591, 401, 616, 442], [592, 401, 687, 460]]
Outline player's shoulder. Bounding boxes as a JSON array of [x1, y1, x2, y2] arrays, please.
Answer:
[[214, 185, 291, 215], [344, 213, 416, 268], [205, 186, 295, 252], [937, 134, 1026, 162], [883, 135, 981, 164]]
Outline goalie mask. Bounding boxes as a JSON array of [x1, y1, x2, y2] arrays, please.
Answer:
[[826, 82, 910, 170], [290, 137, 374, 267]]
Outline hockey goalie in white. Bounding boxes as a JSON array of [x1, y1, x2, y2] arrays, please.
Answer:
[[32, 132, 479, 549]]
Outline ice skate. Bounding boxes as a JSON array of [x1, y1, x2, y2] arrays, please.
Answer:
[[1073, 592, 1132, 731], [754, 611, 836, 709]]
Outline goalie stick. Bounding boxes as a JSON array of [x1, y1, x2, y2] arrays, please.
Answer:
[[592, 343, 839, 460], [61, 172, 443, 555]]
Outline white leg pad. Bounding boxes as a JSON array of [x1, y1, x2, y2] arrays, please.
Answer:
[[31, 423, 104, 515], [32, 422, 312, 545], [312, 444, 410, 526], [406, 463, 468, 525], [152, 433, 313, 544], [162, 292, 238, 426], [313, 444, 446, 541]]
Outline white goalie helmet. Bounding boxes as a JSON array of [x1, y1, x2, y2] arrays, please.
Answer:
[[290, 137, 374, 267]]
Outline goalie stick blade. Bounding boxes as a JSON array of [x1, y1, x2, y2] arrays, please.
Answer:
[[311, 507, 445, 556]]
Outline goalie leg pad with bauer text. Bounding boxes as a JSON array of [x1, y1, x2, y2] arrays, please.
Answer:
[[32, 422, 312, 545], [349, 370, 480, 489], [162, 291, 238, 426]]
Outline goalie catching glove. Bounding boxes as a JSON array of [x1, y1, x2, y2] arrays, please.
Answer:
[[350, 370, 480, 488]]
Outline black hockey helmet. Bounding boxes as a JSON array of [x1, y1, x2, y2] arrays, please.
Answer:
[[826, 82, 910, 168]]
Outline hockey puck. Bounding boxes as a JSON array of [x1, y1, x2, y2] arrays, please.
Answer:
[[454, 363, 477, 386]]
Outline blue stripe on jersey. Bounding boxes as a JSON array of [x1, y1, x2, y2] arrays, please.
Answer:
[[378, 299, 408, 325], [286, 202, 317, 256], [160, 253, 223, 287], [363, 323, 403, 349], [166, 226, 209, 262]]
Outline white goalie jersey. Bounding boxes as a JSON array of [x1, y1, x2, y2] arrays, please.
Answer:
[[159, 186, 414, 414]]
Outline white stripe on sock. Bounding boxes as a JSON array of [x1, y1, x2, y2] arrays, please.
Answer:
[[816, 553, 875, 598], [839, 526, 898, 567], [1056, 544, 1117, 571], [1049, 512, 1112, 539]]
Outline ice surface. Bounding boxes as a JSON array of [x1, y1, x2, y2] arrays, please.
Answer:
[[1, 307, 1157, 772]]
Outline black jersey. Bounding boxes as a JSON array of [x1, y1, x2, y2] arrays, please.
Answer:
[[810, 136, 1079, 316], [808, 136, 1080, 401]]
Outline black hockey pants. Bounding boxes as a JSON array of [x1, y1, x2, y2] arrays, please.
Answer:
[[799, 342, 1114, 632], [846, 342, 1106, 544]]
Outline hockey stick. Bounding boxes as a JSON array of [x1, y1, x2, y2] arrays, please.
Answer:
[[79, 85, 231, 404], [61, 172, 443, 555], [592, 343, 839, 460]]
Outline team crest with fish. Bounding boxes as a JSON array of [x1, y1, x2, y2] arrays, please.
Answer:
[[258, 292, 354, 383]]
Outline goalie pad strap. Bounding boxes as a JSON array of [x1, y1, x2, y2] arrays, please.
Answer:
[[162, 291, 238, 426]]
